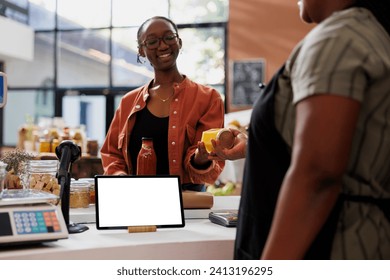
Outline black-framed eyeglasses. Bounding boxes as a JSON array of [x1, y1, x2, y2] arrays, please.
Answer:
[[140, 33, 179, 50]]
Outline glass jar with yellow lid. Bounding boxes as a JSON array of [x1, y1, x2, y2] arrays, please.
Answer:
[[201, 128, 235, 153]]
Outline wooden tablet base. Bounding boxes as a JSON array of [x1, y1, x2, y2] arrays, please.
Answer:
[[127, 225, 157, 233]]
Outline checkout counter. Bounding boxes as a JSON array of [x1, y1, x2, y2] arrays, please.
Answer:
[[0, 195, 240, 260]]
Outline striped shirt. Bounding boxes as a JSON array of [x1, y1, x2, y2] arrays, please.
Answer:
[[274, 8, 390, 259]]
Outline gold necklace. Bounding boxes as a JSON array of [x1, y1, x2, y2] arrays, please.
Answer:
[[156, 92, 174, 102], [151, 84, 174, 102]]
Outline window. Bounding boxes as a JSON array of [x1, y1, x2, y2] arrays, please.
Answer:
[[7, 32, 55, 88], [57, 29, 110, 88], [62, 95, 106, 145], [2, 0, 228, 147], [3, 89, 55, 146], [57, 0, 111, 29], [1, 0, 29, 24]]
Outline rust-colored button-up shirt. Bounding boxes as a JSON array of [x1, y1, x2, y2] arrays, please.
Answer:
[[100, 76, 225, 185]]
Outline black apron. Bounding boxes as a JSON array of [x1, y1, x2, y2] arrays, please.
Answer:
[[234, 64, 343, 260]]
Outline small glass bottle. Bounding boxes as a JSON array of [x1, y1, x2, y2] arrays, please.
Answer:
[[136, 137, 157, 175], [87, 140, 99, 157], [51, 138, 60, 153], [39, 139, 51, 153]]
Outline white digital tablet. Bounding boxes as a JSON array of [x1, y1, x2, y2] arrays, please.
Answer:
[[95, 175, 185, 229]]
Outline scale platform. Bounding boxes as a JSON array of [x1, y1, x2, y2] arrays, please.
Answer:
[[0, 189, 68, 246]]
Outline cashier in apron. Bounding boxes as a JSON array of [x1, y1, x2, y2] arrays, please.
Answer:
[[233, 63, 390, 260], [234, 64, 344, 260]]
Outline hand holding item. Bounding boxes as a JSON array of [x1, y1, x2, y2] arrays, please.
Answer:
[[208, 128, 247, 161], [192, 141, 211, 167], [201, 128, 235, 152]]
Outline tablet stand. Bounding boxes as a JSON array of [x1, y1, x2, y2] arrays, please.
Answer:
[[128, 225, 157, 233]]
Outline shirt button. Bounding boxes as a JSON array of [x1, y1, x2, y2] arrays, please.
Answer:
[[135, 105, 141, 109], [171, 142, 176, 145], [173, 160, 176, 163], [172, 126, 176, 129], [175, 98, 178, 102], [173, 111, 177, 114]]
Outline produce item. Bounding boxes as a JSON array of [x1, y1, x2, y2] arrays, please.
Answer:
[[222, 182, 235, 194], [228, 119, 248, 134], [207, 181, 236, 196], [228, 119, 241, 129]]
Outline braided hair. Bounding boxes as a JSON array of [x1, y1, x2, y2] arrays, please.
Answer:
[[355, 0, 390, 36]]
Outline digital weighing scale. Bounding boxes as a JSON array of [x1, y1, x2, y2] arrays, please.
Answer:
[[0, 189, 68, 246]]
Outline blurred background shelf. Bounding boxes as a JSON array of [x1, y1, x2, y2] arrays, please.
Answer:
[[37, 152, 103, 179]]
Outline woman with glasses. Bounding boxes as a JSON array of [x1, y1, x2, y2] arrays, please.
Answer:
[[100, 16, 225, 191]]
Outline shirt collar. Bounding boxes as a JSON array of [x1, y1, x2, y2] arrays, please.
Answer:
[[142, 75, 188, 101]]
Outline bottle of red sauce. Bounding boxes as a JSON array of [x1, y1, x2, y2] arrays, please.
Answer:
[[136, 137, 157, 175]]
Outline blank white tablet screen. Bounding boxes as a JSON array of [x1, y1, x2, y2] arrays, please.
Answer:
[[96, 176, 184, 228]]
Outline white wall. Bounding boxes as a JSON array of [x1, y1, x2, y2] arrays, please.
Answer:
[[0, 16, 34, 62]]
